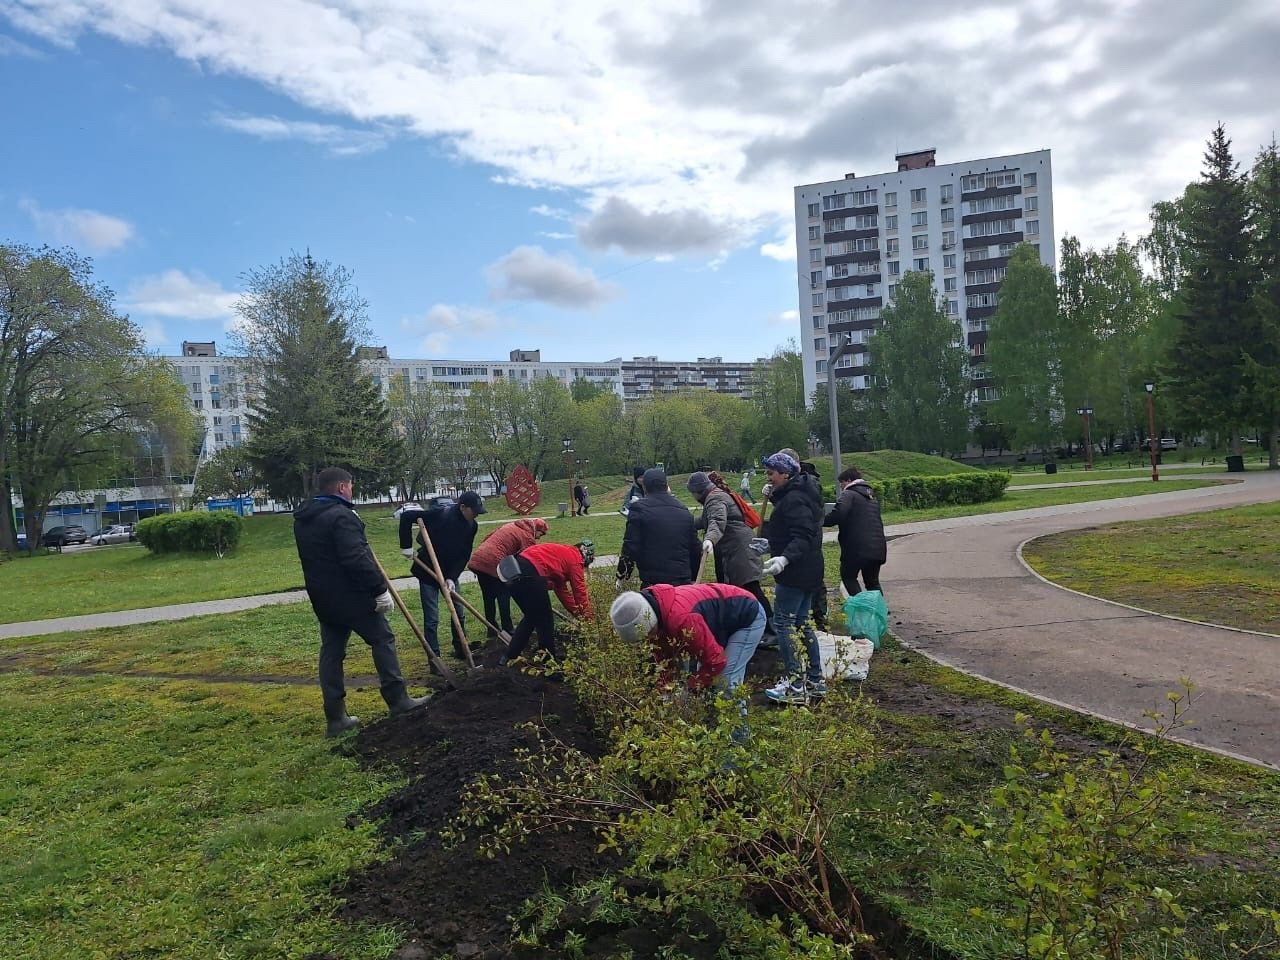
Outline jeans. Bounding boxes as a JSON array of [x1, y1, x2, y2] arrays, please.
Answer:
[[840, 560, 882, 597], [418, 578, 466, 656], [318, 611, 406, 715], [716, 604, 766, 692], [772, 583, 823, 682], [474, 570, 514, 634]]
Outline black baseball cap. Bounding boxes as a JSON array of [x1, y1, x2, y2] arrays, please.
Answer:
[[458, 491, 487, 514]]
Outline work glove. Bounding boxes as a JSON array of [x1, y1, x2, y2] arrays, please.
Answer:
[[445, 579, 458, 594], [374, 590, 394, 613], [702, 539, 714, 555], [763, 556, 789, 577], [761, 482, 773, 499], [614, 577, 626, 592], [400, 547, 414, 557]]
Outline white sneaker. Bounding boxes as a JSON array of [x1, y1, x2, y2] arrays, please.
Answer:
[[764, 677, 808, 705]]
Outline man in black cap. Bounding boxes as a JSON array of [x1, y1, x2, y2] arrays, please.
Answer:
[[398, 491, 485, 660], [616, 467, 701, 589]]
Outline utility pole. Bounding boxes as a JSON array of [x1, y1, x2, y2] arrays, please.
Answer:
[[1144, 382, 1159, 481], [1075, 406, 1094, 470], [561, 437, 576, 515], [826, 334, 854, 478]]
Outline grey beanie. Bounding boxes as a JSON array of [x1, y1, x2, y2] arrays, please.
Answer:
[[687, 471, 713, 495], [609, 591, 658, 642]]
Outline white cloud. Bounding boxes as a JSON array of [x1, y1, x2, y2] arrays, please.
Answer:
[[486, 245, 618, 310], [19, 197, 134, 253], [578, 196, 728, 255], [539, 231, 574, 240], [766, 308, 799, 327], [124, 269, 239, 321], [5, 0, 1280, 254], [421, 332, 450, 354], [0, 32, 42, 56], [138, 320, 169, 347], [403, 302, 500, 355], [530, 204, 573, 221], [211, 112, 388, 155]]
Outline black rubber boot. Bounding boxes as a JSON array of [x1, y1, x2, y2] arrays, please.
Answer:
[[324, 700, 360, 738], [383, 685, 430, 716]]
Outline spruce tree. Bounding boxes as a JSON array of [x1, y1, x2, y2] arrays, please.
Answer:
[[1168, 125, 1258, 445], [1245, 139, 1280, 467], [235, 253, 400, 501]]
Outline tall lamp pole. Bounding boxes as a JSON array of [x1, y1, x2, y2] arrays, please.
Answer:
[[562, 437, 576, 515], [1144, 382, 1159, 482], [1075, 407, 1094, 471], [826, 334, 854, 478]]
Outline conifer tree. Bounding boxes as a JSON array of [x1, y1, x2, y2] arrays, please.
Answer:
[[1245, 139, 1280, 467]]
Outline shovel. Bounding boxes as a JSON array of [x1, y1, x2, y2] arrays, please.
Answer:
[[416, 518, 476, 668], [409, 554, 512, 649], [368, 549, 457, 688]]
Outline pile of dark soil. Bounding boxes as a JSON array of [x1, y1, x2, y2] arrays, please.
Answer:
[[332, 669, 615, 959]]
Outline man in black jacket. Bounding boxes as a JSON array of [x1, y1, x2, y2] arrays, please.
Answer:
[[616, 468, 701, 589], [294, 467, 428, 737], [398, 491, 484, 659], [824, 466, 887, 596]]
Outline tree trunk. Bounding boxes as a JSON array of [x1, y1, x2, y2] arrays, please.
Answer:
[[0, 474, 15, 552], [1270, 420, 1279, 470]]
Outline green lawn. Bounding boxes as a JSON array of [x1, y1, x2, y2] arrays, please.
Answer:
[[1021, 501, 1280, 634]]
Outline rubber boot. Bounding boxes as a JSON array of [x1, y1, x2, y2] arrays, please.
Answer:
[[324, 700, 360, 739], [383, 684, 430, 716]]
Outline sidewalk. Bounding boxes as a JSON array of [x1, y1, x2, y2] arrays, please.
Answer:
[[883, 470, 1280, 768]]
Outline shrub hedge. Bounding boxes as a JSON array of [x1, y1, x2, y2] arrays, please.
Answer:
[[870, 471, 1010, 511], [135, 511, 244, 556]]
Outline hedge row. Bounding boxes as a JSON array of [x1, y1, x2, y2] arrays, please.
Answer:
[[870, 472, 1010, 511], [135, 511, 244, 555]]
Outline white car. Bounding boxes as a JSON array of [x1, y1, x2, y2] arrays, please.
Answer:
[[91, 524, 136, 545]]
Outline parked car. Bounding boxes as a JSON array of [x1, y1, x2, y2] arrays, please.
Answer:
[[42, 524, 89, 547], [1145, 438, 1179, 451], [91, 524, 137, 546]]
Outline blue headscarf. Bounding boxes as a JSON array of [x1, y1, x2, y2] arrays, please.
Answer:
[[761, 452, 800, 477]]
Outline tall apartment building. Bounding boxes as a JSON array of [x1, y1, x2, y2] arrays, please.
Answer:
[[620, 356, 759, 402], [794, 148, 1054, 404]]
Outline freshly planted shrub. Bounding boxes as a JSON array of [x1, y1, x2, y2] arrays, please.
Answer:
[[136, 511, 243, 557], [872, 471, 1010, 511]]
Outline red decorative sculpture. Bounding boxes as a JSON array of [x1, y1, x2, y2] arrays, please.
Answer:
[[504, 464, 542, 515]]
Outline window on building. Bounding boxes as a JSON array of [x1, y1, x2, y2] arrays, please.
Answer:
[[213, 416, 223, 426], [912, 234, 928, 250], [807, 202, 819, 217], [947, 299, 959, 315], [944, 277, 957, 292], [816, 359, 827, 373], [1025, 196, 1038, 212], [813, 337, 826, 353], [940, 183, 953, 202], [942, 230, 956, 249], [864, 283, 876, 296], [810, 247, 822, 262], [911, 211, 928, 227], [885, 214, 898, 230], [1023, 172, 1037, 187], [192, 398, 203, 409], [811, 270, 822, 286], [211, 399, 222, 410], [1026, 220, 1040, 235], [887, 260, 900, 276], [941, 207, 954, 223], [910, 187, 926, 203], [827, 264, 849, 279], [208, 373, 219, 385], [808, 225, 820, 240], [887, 283, 898, 299], [913, 257, 930, 271], [944, 253, 957, 269], [886, 238, 900, 254], [823, 194, 846, 211], [190, 382, 201, 393], [1032, 243, 1041, 256], [812, 315, 824, 329], [812, 292, 825, 307], [214, 433, 224, 443], [885, 191, 897, 207]]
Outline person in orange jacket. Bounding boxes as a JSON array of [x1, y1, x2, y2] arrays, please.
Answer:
[[468, 517, 549, 638], [496, 539, 595, 662]]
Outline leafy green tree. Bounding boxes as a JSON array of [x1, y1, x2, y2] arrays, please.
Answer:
[[569, 376, 611, 403], [0, 243, 199, 549], [1245, 138, 1280, 468], [234, 253, 400, 502], [464, 375, 573, 484], [866, 271, 970, 455], [987, 245, 1063, 451], [191, 446, 258, 502], [807, 383, 872, 455], [1168, 125, 1259, 449], [744, 343, 808, 458], [388, 377, 465, 499]]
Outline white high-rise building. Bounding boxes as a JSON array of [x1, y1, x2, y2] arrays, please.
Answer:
[[794, 147, 1054, 405]]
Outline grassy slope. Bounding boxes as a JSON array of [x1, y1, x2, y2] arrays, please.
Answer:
[[1022, 501, 1280, 634]]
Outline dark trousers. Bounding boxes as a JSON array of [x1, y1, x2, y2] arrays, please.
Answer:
[[506, 557, 558, 661], [812, 584, 829, 630], [840, 560, 883, 597], [740, 580, 777, 643], [475, 570, 514, 634], [318, 611, 406, 716], [418, 578, 467, 656]]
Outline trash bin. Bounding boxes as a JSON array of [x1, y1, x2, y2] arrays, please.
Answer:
[[1226, 455, 1245, 473], [557, 502, 569, 517], [1044, 462, 1057, 475]]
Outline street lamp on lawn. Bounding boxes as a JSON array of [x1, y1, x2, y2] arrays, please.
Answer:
[[1144, 382, 1159, 482], [562, 437, 576, 516], [1075, 406, 1094, 471], [826, 334, 854, 478]]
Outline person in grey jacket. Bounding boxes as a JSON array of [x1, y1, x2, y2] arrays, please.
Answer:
[[687, 471, 776, 645]]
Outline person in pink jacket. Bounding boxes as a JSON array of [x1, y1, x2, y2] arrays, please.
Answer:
[[468, 518, 548, 638]]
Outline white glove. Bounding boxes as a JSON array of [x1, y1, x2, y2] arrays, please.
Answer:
[[614, 577, 625, 591], [400, 547, 414, 557], [702, 539, 714, 555], [445, 579, 458, 594], [761, 483, 773, 499], [763, 556, 788, 577], [374, 590, 394, 613]]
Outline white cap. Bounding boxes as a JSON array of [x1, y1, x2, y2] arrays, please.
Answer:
[[609, 591, 657, 642]]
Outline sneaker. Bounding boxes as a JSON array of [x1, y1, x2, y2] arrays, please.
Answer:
[[806, 679, 828, 699], [764, 677, 808, 705]]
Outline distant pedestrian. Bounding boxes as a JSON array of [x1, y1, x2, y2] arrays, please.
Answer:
[[398, 491, 485, 662], [620, 466, 646, 517], [468, 517, 549, 638], [825, 466, 887, 597], [293, 467, 428, 737], [497, 540, 595, 663], [740, 470, 754, 503], [616, 468, 701, 589], [580, 484, 591, 514]]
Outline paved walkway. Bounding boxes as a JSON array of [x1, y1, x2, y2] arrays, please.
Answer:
[[885, 470, 1280, 769]]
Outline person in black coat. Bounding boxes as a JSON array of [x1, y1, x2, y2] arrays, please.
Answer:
[[825, 466, 887, 596], [294, 467, 428, 737], [616, 468, 701, 588], [398, 491, 485, 659]]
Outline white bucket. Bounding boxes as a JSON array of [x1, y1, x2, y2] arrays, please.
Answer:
[[815, 631, 874, 682]]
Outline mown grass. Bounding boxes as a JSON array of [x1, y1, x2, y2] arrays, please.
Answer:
[[1022, 501, 1280, 634], [0, 671, 403, 960]]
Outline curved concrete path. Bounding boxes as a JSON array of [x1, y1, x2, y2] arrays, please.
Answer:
[[884, 471, 1280, 769]]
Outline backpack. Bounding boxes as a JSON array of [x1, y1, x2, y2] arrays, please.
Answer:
[[708, 471, 762, 528]]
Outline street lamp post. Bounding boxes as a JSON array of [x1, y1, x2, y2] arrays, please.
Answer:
[[562, 437, 575, 516], [1075, 407, 1094, 470], [1144, 382, 1159, 481], [826, 334, 854, 478]]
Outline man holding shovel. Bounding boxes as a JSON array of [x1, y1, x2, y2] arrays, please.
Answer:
[[293, 467, 429, 738], [398, 491, 484, 662]]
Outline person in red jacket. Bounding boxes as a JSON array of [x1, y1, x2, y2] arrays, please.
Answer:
[[608, 583, 766, 693], [468, 518, 549, 638], [496, 539, 595, 663]]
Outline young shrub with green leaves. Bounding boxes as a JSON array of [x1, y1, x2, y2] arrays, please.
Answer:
[[135, 511, 243, 557]]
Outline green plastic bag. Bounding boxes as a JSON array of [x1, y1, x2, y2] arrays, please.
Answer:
[[843, 590, 888, 649]]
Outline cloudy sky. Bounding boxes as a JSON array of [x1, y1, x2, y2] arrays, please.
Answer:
[[1, 0, 1277, 362]]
